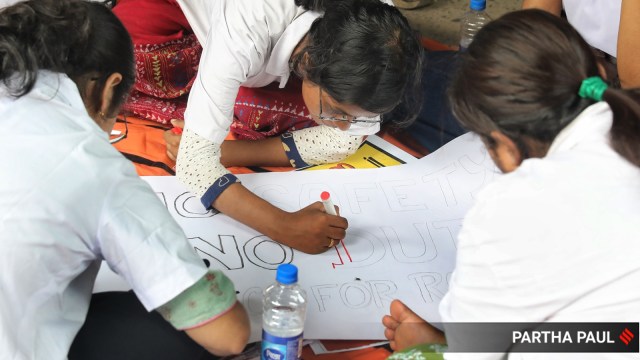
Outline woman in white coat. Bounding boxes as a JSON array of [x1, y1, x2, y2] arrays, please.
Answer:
[[170, 0, 424, 254], [522, 0, 640, 89], [0, 1, 249, 359], [382, 9, 640, 359]]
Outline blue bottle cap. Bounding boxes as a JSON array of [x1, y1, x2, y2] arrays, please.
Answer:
[[276, 264, 298, 285], [470, 0, 486, 11]]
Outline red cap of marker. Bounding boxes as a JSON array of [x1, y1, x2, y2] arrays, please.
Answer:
[[320, 191, 337, 216], [171, 127, 183, 135]]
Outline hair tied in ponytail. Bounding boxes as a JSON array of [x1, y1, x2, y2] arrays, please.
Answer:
[[578, 76, 608, 102]]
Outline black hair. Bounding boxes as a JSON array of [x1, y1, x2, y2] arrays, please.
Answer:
[[449, 9, 640, 167], [293, 0, 423, 126], [0, 0, 134, 117]]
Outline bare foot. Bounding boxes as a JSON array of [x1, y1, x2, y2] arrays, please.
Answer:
[[381, 299, 446, 351]]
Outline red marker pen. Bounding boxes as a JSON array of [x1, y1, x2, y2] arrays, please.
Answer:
[[171, 127, 183, 135], [320, 191, 337, 216]]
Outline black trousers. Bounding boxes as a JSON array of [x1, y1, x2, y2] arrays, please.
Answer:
[[69, 291, 218, 360]]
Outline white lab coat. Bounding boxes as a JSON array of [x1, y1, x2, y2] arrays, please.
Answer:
[[174, 0, 387, 202], [0, 71, 207, 359], [440, 102, 640, 359], [176, 0, 385, 144], [563, 0, 622, 57]]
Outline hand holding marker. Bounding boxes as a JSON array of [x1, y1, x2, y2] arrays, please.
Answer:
[[321, 191, 338, 248], [321, 191, 337, 215]]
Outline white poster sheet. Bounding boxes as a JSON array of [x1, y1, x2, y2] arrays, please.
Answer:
[[95, 133, 499, 341]]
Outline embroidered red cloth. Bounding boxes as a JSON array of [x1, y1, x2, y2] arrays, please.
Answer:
[[114, 0, 200, 124], [232, 76, 317, 140], [114, 0, 315, 132]]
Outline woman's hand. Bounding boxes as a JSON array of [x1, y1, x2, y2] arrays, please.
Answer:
[[163, 119, 184, 161], [277, 202, 348, 254], [213, 183, 348, 255]]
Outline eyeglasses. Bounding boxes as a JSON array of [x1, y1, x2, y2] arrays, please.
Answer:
[[109, 115, 128, 144], [318, 88, 381, 125]]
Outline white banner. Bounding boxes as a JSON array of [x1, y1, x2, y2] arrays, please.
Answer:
[[95, 133, 499, 341]]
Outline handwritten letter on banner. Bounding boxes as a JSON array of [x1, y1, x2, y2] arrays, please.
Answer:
[[95, 133, 499, 341]]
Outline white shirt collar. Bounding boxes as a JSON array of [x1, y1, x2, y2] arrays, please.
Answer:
[[546, 102, 612, 155], [32, 70, 87, 112], [265, 10, 322, 88]]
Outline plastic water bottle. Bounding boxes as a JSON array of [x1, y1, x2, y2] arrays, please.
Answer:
[[459, 0, 492, 50], [261, 264, 307, 360]]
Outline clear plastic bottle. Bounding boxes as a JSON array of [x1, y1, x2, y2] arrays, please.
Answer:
[[459, 0, 492, 50], [261, 264, 307, 360]]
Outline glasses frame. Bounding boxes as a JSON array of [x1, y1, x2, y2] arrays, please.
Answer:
[[318, 88, 382, 125], [109, 114, 128, 144]]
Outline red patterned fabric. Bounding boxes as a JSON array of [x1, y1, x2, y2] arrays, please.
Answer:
[[122, 34, 201, 124], [130, 35, 201, 100], [231, 76, 317, 140], [114, 0, 200, 124], [114, 0, 316, 132]]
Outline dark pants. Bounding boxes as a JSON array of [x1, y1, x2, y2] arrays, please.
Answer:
[[408, 49, 466, 151], [69, 291, 218, 360]]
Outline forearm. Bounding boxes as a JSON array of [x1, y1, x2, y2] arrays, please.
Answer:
[[221, 127, 365, 168], [176, 129, 230, 199], [220, 137, 291, 167], [185, 302, 250, 356], [176, 130, 288, 238], [618, 0, 640, 88], [157, 270, 250, 356], [521, 0, 562, 15], [212, 183, 291, 244], [178, 128, 349, 254], [290, 126, 364, 165]]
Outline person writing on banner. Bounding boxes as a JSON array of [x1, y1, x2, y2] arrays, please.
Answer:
[[381, 9, 640, 359], [522, 0, 640, 89], [0, 1, 250, 359], [115, 0, 423, 254], [112, 0, 467, 160]]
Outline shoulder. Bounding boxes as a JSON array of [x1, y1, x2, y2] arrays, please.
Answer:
[[215, 0, 307, 28], [460, 142, 631, 251], [460, 157, 573, 248], [471, 160, 554, 214]]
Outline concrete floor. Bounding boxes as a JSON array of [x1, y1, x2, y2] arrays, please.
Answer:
[[397, 0, 521, 46]]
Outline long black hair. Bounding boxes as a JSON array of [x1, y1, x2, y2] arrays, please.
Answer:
[[449, 9, 640, 167], [293, 0, 423, 126], [0, 0, 134, 117]]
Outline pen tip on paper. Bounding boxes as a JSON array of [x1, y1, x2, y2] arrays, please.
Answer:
[[320, 191, 330, 201]]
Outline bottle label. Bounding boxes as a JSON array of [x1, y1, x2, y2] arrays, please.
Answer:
[[261, 330, 303, 360]]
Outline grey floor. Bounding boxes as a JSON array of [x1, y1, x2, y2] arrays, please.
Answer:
[[397, 0, 521, 45]]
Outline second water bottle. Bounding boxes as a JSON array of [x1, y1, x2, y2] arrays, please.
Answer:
[[459, 0, 492, 50]]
